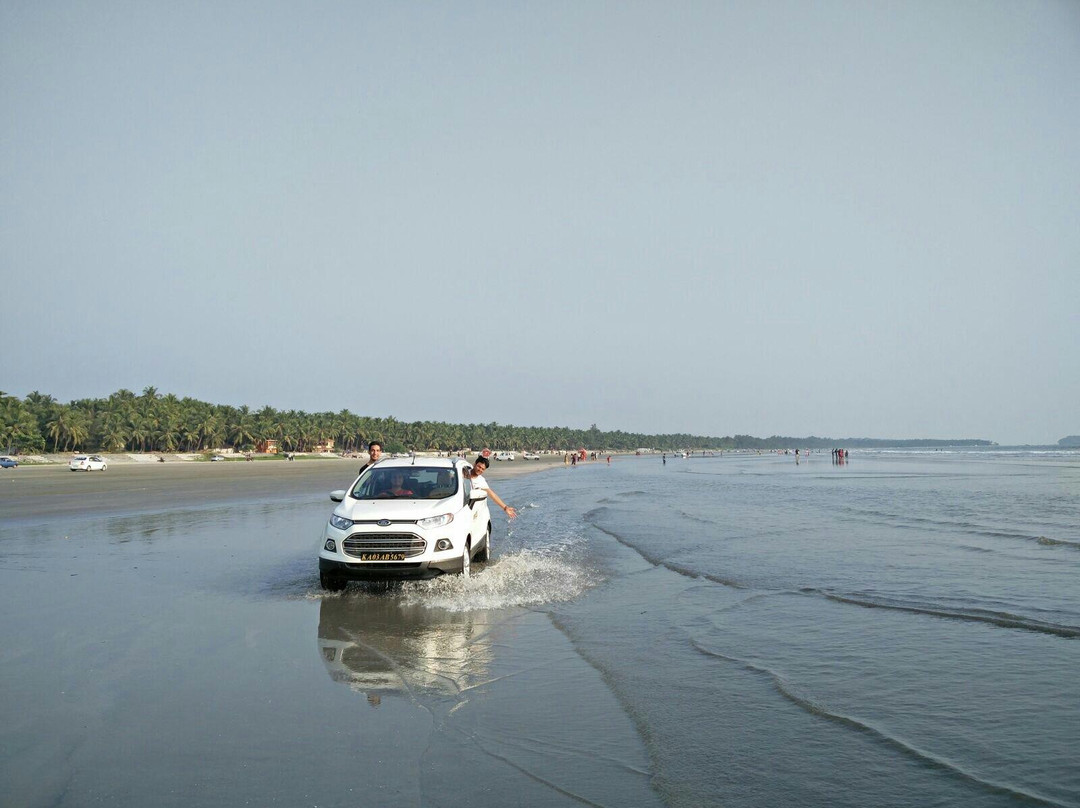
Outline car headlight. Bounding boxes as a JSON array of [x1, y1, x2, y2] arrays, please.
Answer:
[[329, 514, 352, 531], [417, 513, 453, 529]]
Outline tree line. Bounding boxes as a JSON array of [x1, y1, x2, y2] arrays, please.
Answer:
[[0, 388, 991, 455]]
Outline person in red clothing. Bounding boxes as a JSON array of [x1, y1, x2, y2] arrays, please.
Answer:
[[384, 471, 413, 497]]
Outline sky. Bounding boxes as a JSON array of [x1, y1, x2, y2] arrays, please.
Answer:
[[2, 1, 1078, 445]]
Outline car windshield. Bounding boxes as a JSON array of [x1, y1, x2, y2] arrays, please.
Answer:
[[351, 466, 458, 500]]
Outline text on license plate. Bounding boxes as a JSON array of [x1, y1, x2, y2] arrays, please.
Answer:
[[360, 552, 406, 561]]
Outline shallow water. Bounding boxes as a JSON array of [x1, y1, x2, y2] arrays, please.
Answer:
[[526, 451, 1080, 807], [1, 451, 1078, 806]]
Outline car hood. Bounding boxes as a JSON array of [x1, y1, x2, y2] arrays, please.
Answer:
[[334, 498, 452, 521]]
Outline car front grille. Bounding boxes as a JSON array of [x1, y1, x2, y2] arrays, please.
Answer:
[[342, 533, 426, 559]]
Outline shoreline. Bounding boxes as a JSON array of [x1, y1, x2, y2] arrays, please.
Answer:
[[0, 450, 602, 522], [2, 450, 610, 479]]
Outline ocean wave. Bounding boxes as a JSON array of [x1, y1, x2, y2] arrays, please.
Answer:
[[1037, 536, 1080, 550], [583, 506, 609, 522], [690, 640, 1070, 808], [674, 509, 719, 526], [587, 520, 748, 589], [839, 505, 1076, 551], [589, 522, 680, 569], [801, 589, 1080, 639], [869, 449, 1080, 458]]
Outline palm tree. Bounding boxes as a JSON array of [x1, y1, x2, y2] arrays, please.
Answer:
[[199, 412, 226, 450], [24, 391, 58, 440], [101, 418, 129, 452], [128, 414, 151, 452], [46, 406, 73, 452], [157, 417, 180, 452], [66, 411, 91, 451], [229, 407, 255, 450]]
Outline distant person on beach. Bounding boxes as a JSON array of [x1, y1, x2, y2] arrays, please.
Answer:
[[358, 441, 382, 476], [466, 456, 517, 520], [662, 454, 666, 465]]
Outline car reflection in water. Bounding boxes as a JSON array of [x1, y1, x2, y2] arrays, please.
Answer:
[[317, 593, 495, 708]]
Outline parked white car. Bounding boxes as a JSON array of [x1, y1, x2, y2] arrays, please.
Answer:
[[318, 457, 492, 590], [494, 451, 515, 461], [522, 452, 540, 460], [69, 454, 107, 471]]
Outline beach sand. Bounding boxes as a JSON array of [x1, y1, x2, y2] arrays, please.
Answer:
[[0, 452, 572, 522]]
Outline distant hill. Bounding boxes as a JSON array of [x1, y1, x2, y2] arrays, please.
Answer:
[[1059, 436, 1080, 448]]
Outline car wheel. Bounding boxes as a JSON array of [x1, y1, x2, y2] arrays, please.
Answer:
[[461, 541, 472, 578], [475, 529, 490, 563], [320, 571, 347, 592], [101, 464, 108, 470]]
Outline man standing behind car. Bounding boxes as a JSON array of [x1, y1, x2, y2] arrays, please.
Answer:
[[467, 456, 517, 520], [358, 441, 383, 476]]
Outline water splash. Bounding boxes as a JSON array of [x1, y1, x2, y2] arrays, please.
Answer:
[[399, 549, 600, 611]]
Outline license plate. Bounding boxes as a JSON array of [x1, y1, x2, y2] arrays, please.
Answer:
[[360, 552, 406, 561]]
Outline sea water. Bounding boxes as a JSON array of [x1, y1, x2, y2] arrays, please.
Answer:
[[484, 450, 1080, 807], [2, 451, 1078, 807]]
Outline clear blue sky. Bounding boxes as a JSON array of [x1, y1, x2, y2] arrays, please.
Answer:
[[3, 1, 1078, 444]]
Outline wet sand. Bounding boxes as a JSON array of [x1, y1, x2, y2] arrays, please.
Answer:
[[0, 453, 568, 522], [0, 455, 655, 808]]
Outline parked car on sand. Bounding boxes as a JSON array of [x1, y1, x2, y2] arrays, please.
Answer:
[[0, 456, 18, 468], [210, 454, 227, 462], [522, 452, 540, 460], [318, 457, 492, 590], [494, 451, 515, 461], [69, 455, 107, 471]]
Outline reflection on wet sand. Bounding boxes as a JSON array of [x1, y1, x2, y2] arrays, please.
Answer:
[[317, 592, 495, 707]]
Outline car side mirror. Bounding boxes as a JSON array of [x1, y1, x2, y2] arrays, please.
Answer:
[[330, 489, 346, 502]]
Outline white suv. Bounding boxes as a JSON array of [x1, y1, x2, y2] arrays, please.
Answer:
[[318, 458, 492, 590], [494, 451, 515, 461]]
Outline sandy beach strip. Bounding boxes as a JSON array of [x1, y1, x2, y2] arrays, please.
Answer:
[[0, 451, 590, 522]]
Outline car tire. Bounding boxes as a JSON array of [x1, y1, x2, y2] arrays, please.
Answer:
[[461, 541, 472, 578], [320, 571, 347, 592], [475, 529, 490, 563]]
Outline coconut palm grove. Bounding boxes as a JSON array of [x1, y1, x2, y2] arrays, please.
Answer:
[[0, 387, 732, 455], [0, 388, 991, 456]]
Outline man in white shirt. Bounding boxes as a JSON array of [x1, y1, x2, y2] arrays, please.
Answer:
[[467, 456, 517, 519]]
